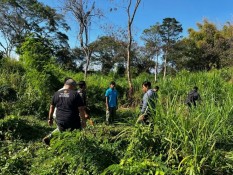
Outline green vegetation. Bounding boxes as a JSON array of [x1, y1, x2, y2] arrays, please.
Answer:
[[0, 1, 233, 174], [0, 57, 233, 174]]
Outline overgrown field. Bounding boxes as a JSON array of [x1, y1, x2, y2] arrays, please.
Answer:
[[0, 58, 233, 175]]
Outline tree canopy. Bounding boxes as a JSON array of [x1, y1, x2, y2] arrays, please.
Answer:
[[0, 0, 69, 58]]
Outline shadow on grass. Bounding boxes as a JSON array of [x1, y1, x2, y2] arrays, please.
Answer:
[[0, 116, 53, 142], [115, 108, 137, 124], [89, 107, 137, 126], [215, 142, 233, 152]]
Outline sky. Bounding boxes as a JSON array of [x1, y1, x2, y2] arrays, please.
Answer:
[[19, 0, 233, 48]]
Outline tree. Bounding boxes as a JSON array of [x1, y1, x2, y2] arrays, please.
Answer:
[[141, 23, 162, 82], [0, 0, 70, 58], [220, 22, 233, 67], [126, 0, 142, 99], [172, 19, 233, 71], [132, 46, 155, 75], [0, 51, 3, 60], [56, 47, 79, 71], [71, 47, 86, 71], [159, 18, 182, 79], [91, 36, 126, 75], [106, 0, 141, 102], [62, 0, 102, 80], [18, 35, 53, 71]]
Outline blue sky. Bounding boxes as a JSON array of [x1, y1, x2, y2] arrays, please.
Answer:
[[36, 0, 233, 48]]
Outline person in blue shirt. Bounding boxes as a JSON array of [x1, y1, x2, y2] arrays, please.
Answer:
[[105, 81, 118, 124]]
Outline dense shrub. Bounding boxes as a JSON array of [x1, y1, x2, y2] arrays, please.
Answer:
[[0, 115, 53, 175], [0, 115, 52, 141], [0, 85, 17, 102], [1, 63, 233, 175], [30, 126, 129, 175]]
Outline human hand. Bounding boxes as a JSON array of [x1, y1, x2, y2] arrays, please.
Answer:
[[136, 115, 144, 123], [89, 119, 94, 126], [48, 119, 53, 126], [85, 114, 90, 119]]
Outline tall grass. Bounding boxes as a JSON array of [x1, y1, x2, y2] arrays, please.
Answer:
[[136, 70, 233, 174], [104, 69, 233, 174], [1, 59, 233, 174]]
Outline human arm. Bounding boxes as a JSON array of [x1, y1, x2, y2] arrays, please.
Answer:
[[79, 91, 89, 119], [106, 96, 109, 110], [84, 107, 90, 119], [78, 106, 89, 128], [116, 94, 118, 110], [136, 114, 145, 124], [48, 105, 55, 126], [140, 93, 149, 114], [105, 89, 110, 110], [78, 106, 86, 120]]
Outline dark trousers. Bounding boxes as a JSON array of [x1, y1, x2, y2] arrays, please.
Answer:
[[139, 114, 154, 132], [56, 119, 81, 132], [187, 101, 196, 108], [142, 115, 150, 125], [106, 107, 116, 124]]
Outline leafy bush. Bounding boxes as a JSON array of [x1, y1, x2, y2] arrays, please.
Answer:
[[1, 65, 233, 175], [0, 141, 39, 175], [30, 126, 129, 175], [0, 85, 17, 102], [0, 115, 52, 141], [0, 115, 53, 175]]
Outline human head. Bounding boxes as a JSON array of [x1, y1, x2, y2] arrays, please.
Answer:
[[64, 78, 77, 89], [142, 81, 151, 93], [64, 77, 72, 84], [77, 81, 86, 89], [193, 86, 198, 91], [110, 81, 116, 89], [154, 86, 159, 92]]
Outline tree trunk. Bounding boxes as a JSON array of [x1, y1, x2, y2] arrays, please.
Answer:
[[126, 0, 141, 103], [127, 13, 133, 99], [155, 53, 159, 82], [163, 50, 167, 79], [63, 0, 99, 80], [84, 50, 91, 80], [126, 44, 133, 99]]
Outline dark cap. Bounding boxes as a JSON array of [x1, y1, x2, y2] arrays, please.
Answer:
[[193, 86, 198, 91], [77, 81, 86, 86], [65, 79, 77, 87], [110, 81, 116, 85]]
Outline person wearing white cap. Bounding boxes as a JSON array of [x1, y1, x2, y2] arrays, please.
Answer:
[[43, 78, 86, 145]]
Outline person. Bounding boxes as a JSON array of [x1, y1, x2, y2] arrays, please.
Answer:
[[153, 85, 159, 100], [137, 81, 156, 124], [77, 81, 93, 128], [43, 77, 72, 143], [153, 86, 159, 93], [105, 81, 118, 124], [185, 86, 201, 108], [77, 81, 87, 107], [53, 77, 72, 120], [43, 78, 86, 145]]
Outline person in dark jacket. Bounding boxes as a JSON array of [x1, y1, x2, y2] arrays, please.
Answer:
[[77, 81, 94, 128], [186, 86, 201, 107]]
